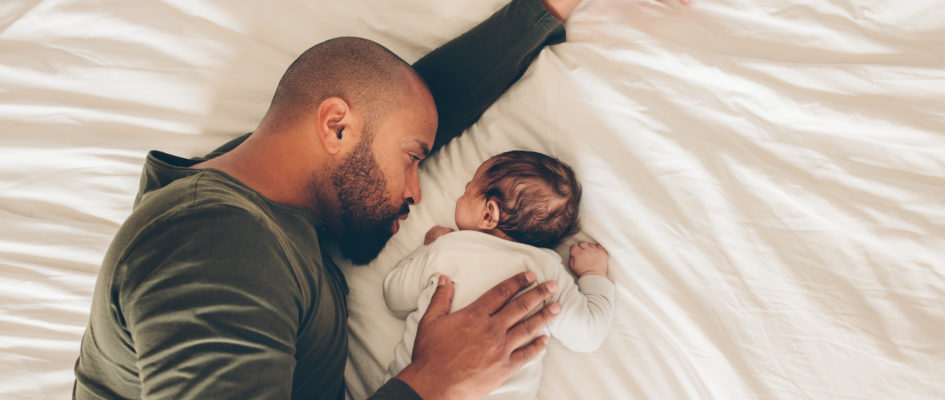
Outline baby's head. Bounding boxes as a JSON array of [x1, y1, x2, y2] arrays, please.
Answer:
[[455, 150, 581, 249]]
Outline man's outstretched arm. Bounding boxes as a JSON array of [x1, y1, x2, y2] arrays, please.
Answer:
[[413, 0, 574, 154], [412, 0, 691, 154]]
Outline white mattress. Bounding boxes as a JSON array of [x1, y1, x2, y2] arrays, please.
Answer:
[[2, 0, 944, 399]]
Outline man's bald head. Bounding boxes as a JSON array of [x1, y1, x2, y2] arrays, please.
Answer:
[[267, 37, 423, 132], [208, 37, 437, 264]]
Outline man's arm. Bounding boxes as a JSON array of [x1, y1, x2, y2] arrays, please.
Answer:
[[412, 0, 568, 153]]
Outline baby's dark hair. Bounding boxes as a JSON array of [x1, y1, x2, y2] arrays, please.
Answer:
[[479, 150, 582, 249]]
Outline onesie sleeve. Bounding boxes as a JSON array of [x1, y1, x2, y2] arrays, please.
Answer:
[[383, 244, 437, 319], [118, 206, 301, 399], [547, 274, 617, 353]]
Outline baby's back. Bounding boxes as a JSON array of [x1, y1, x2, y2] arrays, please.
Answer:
[[387, 230, 565, 399], [433, 232, 561, 312]]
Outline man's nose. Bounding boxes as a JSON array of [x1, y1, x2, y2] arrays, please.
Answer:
[[405, 171, 422, 205]]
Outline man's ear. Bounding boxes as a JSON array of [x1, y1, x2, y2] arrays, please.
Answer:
[[479, 199, 501, 230], [315, 97, 350, 155]]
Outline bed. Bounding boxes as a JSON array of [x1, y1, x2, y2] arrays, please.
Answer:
[[2, 0, 943, 398]]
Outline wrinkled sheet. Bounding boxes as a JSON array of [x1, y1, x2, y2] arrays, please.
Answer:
[[1, 0, 943, 399]]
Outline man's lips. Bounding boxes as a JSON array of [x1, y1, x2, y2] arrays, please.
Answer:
[[392, 211, 409, 233], [393, 213, 408, 232]]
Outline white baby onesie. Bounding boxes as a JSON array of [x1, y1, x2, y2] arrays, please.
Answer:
[[383, 230, 616, 400]]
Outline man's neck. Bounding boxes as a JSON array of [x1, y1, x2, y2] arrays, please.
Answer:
[[193, 131, 327, 220]]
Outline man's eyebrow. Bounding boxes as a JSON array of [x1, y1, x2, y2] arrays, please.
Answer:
[[415, 140, 430, 158]]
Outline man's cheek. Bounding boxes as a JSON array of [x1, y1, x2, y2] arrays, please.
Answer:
[[385, 171, 404, 202]]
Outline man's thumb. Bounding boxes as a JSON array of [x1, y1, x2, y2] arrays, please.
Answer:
[[420, 274, 454, 325]]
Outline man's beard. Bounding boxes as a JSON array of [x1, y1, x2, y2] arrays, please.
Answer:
[[329, 134, 408, 265]]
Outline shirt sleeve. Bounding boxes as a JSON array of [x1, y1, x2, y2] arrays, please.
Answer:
[[383, 245, 436, 319], [412, 0, 566, 153], [367, 378, 423, 400], [118, 206, 302, 399], [547, 274, 617, 353]]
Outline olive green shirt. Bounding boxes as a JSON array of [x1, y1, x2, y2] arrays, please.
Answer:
[[75, 150, 353, 399], [73, 0, 564, 398]]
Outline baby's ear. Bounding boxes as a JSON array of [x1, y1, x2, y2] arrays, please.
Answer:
[[479, 200, 501, 230]]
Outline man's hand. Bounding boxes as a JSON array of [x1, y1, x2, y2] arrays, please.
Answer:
[[569, 242, 610, 279], [396, 271, 561, 400], [424, 225, 455, 245], [542, 0, 691, 22], [541, 0, 582, 21]]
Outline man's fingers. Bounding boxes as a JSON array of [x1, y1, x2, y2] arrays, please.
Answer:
[[506, 301, 560, 349], [508, 335, 550, 370], [419, 275, 453, 327], [492, 279, 557, 326], [468, 271, 537, 315]]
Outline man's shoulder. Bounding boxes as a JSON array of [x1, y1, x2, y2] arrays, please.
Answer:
[[137, 168, 265, 216], [109, 172, 286, 273], [110, 167, 329, 297], [119, 200, 282, 270], [126, 169, 288, 243], [113, 193, 304, 307]]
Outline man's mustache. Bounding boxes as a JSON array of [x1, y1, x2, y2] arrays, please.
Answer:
[[398, 203, 410, 218]]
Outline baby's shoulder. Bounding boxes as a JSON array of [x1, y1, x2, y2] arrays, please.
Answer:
[[429, 230, 498, 250]]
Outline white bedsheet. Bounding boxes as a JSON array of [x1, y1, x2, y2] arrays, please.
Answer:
[[2, 0, 943, 399]]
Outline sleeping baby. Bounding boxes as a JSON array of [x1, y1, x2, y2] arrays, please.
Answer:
[[383, 150, 616, 399]]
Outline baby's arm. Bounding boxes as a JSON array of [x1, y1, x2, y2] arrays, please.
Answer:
[[568, 242, 610, 279], [383, 245, 437, 319], [424, 225, 454, 245], [384, 226, 459, 318], [547, 242, 616, 353]]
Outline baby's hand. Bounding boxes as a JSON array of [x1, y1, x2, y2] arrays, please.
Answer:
[[569, 242, 610, 279], [424, 225, 455, 245]]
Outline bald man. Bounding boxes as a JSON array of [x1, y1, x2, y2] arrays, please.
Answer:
[[74, 0, 581, 399]]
